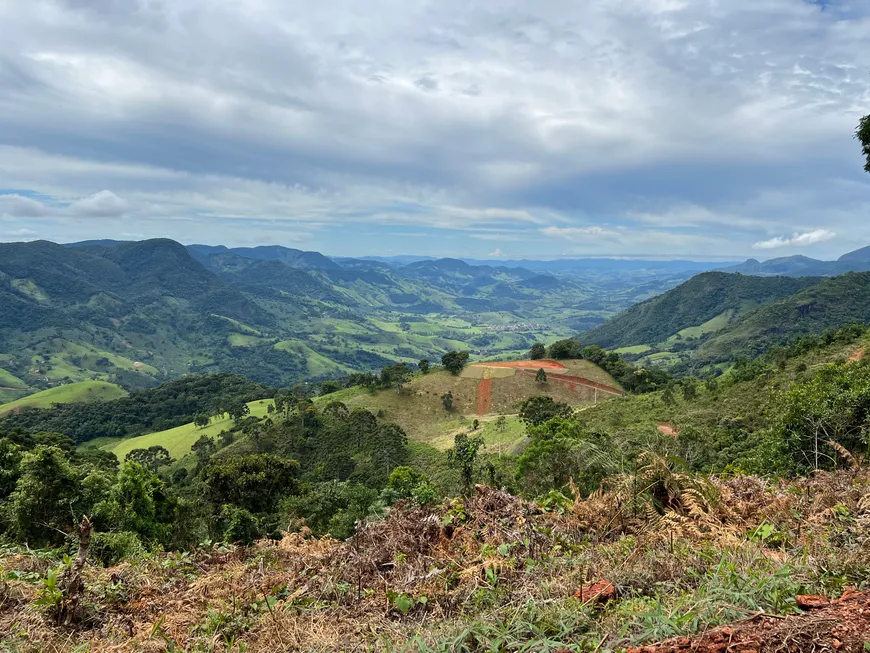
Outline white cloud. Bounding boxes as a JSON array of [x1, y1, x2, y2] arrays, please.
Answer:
[[752, 229, 837, 250], [0, 0, 868, 255], [540, 226, 611, 241], [488, 248, 504, 257], [70, 190, 128, 217], [0, 194, 50, 218]]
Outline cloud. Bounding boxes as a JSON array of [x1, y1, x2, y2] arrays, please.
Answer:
[[0, 0, 868, 255], [70, 190, 128, 217], [5, 228, 38, 238], [540, 226, 611, 241], [488, 248, 504, 257], [753, 229, 837, 250], [0, 194, 50, 217]]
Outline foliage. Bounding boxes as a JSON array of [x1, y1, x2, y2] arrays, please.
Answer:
[[125, 445, 173, 473], [518, 396, 572, 427], [201, 454, 299, 514], [535, 368, 547, 384], [220, 504, 261, 545], [547, 338, 583, 359], [857, 113, 870, 174], [94, 462, 177, 545], [447, 433, 485, 494], [529, 343, 546, 359], [441, 351, 470, 375]]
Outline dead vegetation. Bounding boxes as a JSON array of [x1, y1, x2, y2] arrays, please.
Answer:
[[2, 468, 870, 651]]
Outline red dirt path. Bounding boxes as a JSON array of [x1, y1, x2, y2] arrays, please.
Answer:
[[626, 589, 870, 653], [476, 378, 493, 415], [848, 348, 864, 363], [514, 369, 624, 396], [470, 359, 567, 370]]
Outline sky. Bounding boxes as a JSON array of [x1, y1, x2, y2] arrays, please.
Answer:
[[0, 0, 869, 260]]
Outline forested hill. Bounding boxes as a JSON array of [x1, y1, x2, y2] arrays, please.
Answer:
[[581, 272, 820, 349], [694, 271, 870, 363]]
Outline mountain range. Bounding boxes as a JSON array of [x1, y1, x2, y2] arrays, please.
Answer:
[[718, 246, 870, 277]]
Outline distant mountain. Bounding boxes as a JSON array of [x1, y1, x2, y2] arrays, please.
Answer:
[[582, 272, 821, 349], [188, 244, 340, 271], [839, 246, 870, 263], [696, 271, 870, 363], [719, 245, 870, 277]]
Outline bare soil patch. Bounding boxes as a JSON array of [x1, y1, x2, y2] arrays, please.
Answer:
[[470, 359, 567, 371], [848, 347, 864, 363], [627, 588, 870, 653], [476, 378, 493, 415]]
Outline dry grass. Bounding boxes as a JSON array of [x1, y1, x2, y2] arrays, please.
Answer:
[[2, 469, 869, 652]]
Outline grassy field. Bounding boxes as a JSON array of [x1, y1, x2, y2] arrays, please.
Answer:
[[0, 381, 127, 415], [613, 344, 653, 355], [103, 399, 275, 461], [426, 414, 528, 453], [0, 368, 27, 388]]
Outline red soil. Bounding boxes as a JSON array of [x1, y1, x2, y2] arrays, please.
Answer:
[[657, 423, 679, 436], [476, 378, 493, 415], [470, 359, 567, 370], [514, 369, 624, 396], [626, 588, 870, 653], [848, 348, 864, 363]]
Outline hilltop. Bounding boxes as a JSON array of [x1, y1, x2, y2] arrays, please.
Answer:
[[1, 239, 692, 400]]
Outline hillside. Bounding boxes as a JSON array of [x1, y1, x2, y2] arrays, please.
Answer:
[[581, 272, 819, 349], [695, 271, 870, 364], [2, 326, 870, 651], [0, 381, 127, 415], [1, 239, 698, 399]]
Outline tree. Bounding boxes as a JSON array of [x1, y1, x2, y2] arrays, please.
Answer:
[[125, 445, 173, 474], [202, 453, 299, 514], [857, 113, 870, 173], [681, 378, 698, 402], [194, 413, 210, 429], [220, 504, 260, 545], [441, 350, 470, 375], [495, 415, 507, 433], [516, 435, 583, 496], [548, 339, 583, 360], [418, 359, 430, 374], [191, 435, 217, 472], [519, 396, 572, 427], [441, 391, 454, 412], [94, 461, 177, 545], [448, 433, 485, 494], [380, 363, 412, 388], [535, 368, 548, 384], [7, 446, 82, 546], [228, 401, 250, 423], [529, 343, 547, 360]]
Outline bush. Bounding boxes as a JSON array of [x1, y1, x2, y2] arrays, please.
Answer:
[[89, 531, 145, 567], [221, 504, 261, 545]]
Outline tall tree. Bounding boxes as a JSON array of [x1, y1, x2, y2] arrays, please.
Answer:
[[441, 350, 470, 375], [857, 114, 870, 173], [448, 433, 485, 495], [529, 343, 547, 360]]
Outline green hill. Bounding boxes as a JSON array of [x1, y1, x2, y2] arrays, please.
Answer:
[[696, 271, 870, 364], [0, 381, 127, 415], [102, 398, 275, 461], [582, 272, 820, 349]]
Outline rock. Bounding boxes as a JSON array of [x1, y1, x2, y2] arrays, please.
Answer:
[[795, 595, 829, 610], [575, 580, 617, 604]]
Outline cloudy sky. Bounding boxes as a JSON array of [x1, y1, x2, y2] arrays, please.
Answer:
[[0, 0, 868, 259]]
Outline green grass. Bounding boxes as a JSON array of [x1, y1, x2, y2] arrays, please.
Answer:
[[104, 399, 275, 461], [427, 415, 527, 452], [0, 368, 27, 388], [210, 314, 262, 335], [0, 381, 127, 415], [664, 310, 735, 345], [228, 333, 269, 347], [613, 344, 653, 355]]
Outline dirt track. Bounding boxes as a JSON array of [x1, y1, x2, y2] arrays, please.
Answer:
[[514, 369, 624, 396], [470, 359, 567, 370], [476, 378, 493, 415], [627, 589, 870, 653]]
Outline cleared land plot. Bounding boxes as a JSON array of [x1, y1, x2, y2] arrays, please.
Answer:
[[0, 381, 127, 415], [0, 368, 27, 388]]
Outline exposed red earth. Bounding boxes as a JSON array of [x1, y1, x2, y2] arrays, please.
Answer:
[[469, 359, 568, 370], [625, 588, 870, 653], [476, 378, 493, 415]]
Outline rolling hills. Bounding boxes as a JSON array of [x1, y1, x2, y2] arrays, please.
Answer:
[[0, 380, 127, 415], [0, 239, 696, 400]]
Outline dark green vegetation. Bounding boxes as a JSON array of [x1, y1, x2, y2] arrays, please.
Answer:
[[583, 267, 870, 374], [0, 239, 708, 401]]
